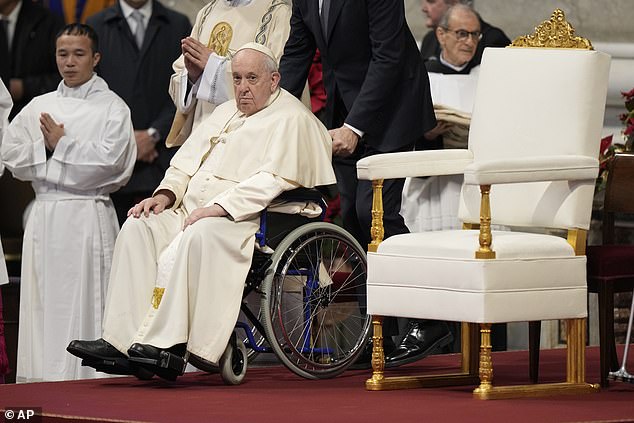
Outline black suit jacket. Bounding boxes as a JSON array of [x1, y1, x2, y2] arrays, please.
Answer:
[[280, 0, 436, 153], [420, 19, 510, 68], [3, 1, 64, 119], [87, 1, 191, 193]]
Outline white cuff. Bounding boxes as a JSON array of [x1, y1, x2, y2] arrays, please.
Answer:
[[196, 53, 230, 105], [344, 123, 364, 139], [179, 70, 198, 113]]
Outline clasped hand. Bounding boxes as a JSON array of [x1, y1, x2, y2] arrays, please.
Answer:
[[134, 130, 158, 163], [182, 37, 214, 83], [40, 113, 65, 151]]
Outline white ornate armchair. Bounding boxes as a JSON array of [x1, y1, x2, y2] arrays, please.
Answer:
[[357, 10, 611, 399]]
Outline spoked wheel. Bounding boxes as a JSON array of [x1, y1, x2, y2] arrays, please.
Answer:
[[260, 222, 371, 379], [219, 333, 248, 385]]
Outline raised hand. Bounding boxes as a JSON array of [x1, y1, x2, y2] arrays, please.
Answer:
[[40, 112, 65, 151], [182, 37, 214, 83]]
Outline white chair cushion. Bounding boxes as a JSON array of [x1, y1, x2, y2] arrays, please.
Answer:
[[367, 230, 587, 323]]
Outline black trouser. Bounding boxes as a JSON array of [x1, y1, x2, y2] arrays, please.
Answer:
[[332, 143, 413, 337], [330, 90, 412, 338]]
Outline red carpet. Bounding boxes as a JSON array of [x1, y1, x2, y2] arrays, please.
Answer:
[[1, 346, 633, 423]]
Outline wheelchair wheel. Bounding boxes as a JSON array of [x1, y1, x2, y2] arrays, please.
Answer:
[[219, 333, 248, 385], [260, 222, 371, 379]]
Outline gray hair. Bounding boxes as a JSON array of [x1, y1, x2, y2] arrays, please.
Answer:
[[439, 3, 481, 29], [262, 54, 278, 73]]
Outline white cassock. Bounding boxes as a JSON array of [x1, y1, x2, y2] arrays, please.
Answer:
[[400, 69, 479, 232], [0, 80, 12, 287], [1, 75, 136, 382], [166, 0, 292, 146], [102, 89, 336, 364]]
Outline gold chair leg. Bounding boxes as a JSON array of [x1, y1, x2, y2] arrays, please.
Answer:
[[366, 315, 385, 388], [473, 318, 599, 399], [473, 323, 493, 395]]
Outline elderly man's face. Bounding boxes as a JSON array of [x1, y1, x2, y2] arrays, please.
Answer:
[[56, 34, 101, 88], [437, 8, 481, 67], [231, 49, 280, 116], [421, 0, 453, 28]]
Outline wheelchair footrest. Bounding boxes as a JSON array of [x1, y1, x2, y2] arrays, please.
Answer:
[[81, 357, 136, 376], [128, 350, 187, 381]]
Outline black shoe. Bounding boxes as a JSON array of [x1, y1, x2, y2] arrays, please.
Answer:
[[67, 338, 124, 361], [385, 321, 453, 367], [127, 343, 187, 381], [349, 337, 396, 371], [67, 338, 153, 379]]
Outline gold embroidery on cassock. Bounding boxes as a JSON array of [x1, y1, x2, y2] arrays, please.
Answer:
[[152, 287, 165, 309], [209, 22, 233, 56]]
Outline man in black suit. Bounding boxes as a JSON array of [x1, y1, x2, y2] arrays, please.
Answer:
[[419, 0, 509, 68], [279, 0, 438, 366], [280, 0, 436, 249], [0, 0, 63, 120], [87, 0, 191, 224]]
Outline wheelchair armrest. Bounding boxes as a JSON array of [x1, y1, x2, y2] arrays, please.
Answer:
[[256, 187, 328, 250], [274, 187, 325, 204]]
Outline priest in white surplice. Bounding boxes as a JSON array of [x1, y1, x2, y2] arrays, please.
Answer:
[[67, 43, 336, 381], [1, 24, 136, 383], [166, 0, 292, 147]]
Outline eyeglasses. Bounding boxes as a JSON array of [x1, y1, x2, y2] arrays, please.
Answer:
[[441, 27, 482, 42]]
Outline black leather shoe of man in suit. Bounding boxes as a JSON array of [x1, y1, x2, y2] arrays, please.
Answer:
[[66, 338, 153, 379], [385, 320, 453, 366], [127, 343, 187, 381]]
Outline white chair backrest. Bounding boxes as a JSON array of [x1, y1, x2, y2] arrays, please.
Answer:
[[458, 47, 611, 229]]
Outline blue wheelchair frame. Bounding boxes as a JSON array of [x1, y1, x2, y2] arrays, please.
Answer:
[[238, 188, 331, 356]]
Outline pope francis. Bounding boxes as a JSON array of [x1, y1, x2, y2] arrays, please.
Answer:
[[67, 42, 336, 381]]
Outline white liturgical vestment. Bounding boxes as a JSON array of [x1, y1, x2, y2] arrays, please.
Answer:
[[0, 81, 12, 287], [102, 89, 336, 364], [167, 0, 292, 146], [400, 70, 479, 232], [1, 75, 136, 382]]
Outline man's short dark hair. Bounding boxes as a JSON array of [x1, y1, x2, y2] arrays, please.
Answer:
[[56, 23, 99, 54]]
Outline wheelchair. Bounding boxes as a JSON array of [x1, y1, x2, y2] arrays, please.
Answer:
[[127, 188, 372, 384]]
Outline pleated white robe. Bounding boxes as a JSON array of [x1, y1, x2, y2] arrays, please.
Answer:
[[1, 75, 136, 382]]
